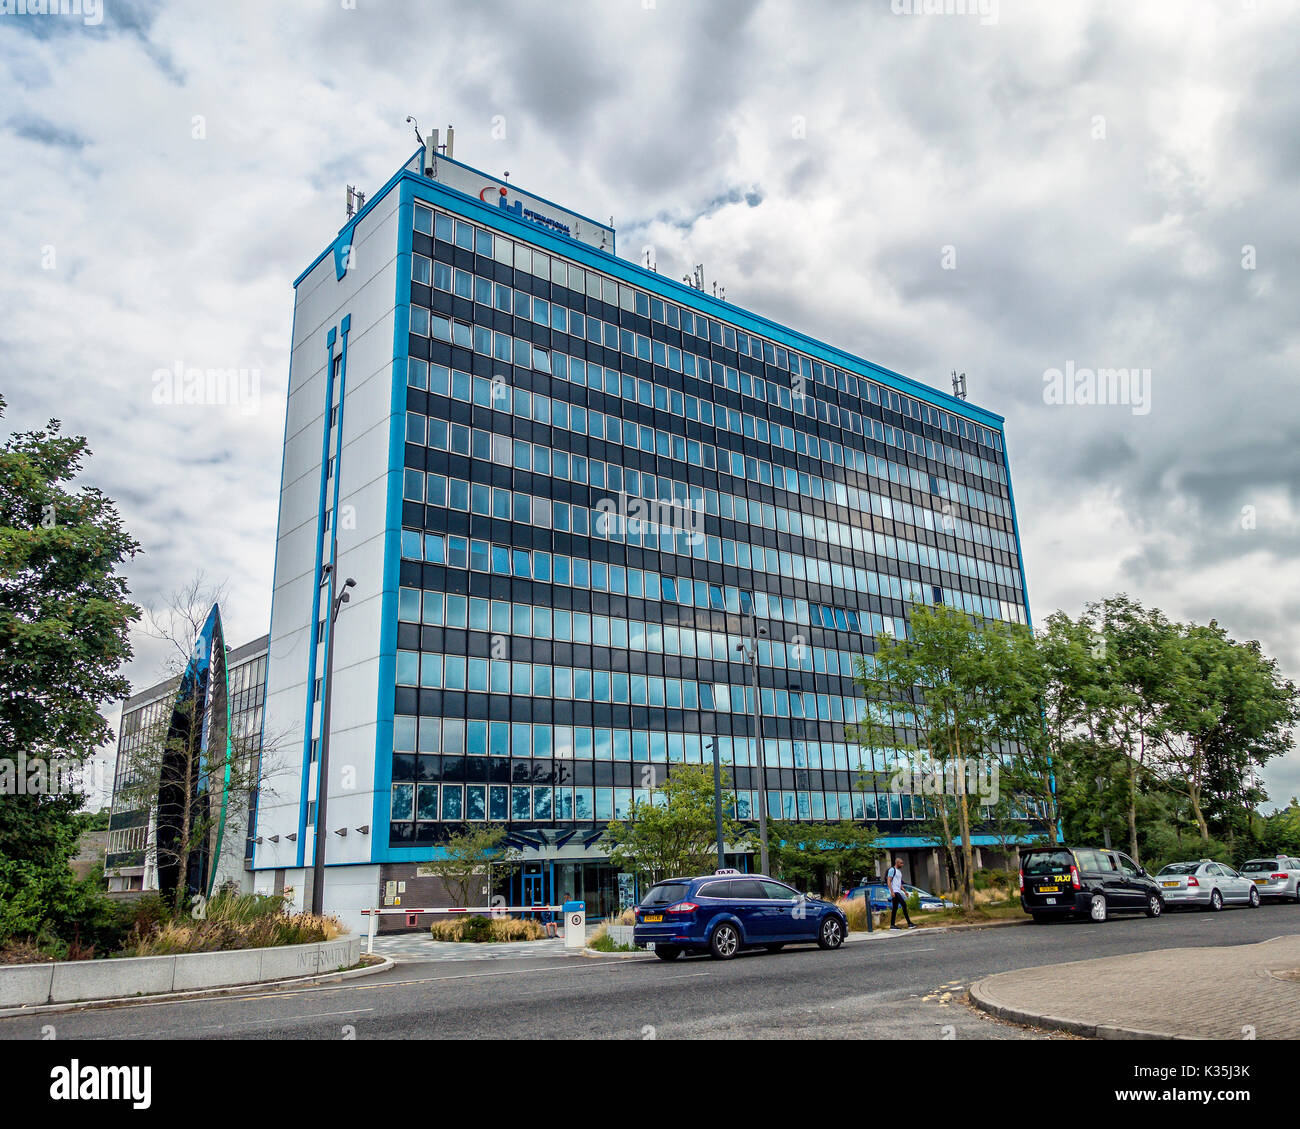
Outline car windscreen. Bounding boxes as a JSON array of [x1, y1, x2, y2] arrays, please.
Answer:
[[1158, 863, 1200, 875], [1240, 860, 1275, 873], [641, 882, 692, 907], [1021, 850, 1074, 876]]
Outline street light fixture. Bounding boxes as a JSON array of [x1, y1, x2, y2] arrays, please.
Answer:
[[737, 612, 770, 876], [705, 739, 724, 870], [311, 565, 356, 917]]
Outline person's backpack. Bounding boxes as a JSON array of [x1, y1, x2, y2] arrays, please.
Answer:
[[885, 866, 898, 891]]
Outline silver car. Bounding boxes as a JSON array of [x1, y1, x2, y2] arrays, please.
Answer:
[[1154, 859, 1260, 911], [1239, 856, 1300, 903]]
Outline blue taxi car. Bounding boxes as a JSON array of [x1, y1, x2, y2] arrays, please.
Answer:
[[632, 869, 848, 960]]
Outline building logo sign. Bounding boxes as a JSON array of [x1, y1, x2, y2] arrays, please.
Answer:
[[480, 184, 572, 238]]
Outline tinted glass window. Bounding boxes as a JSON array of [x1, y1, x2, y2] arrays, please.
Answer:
[[697, 882, 728, 899], [641, 882, 691, 907], [1241, 860, 1273, 873], [1074, 848, 1103, 873], [1022, 850, 1073, 876], [1158, 863, 1200, 875], [729, 879, 767, 900], [761, 881, 797, 900], [1116, 855, 1139, 877]]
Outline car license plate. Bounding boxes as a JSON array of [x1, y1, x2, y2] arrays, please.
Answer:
[[1037, 885, 1059, 894], [1255, 878, 1268, 885], [1045, 897, 1056, 905], [1162, 881, 1179, 888], [643, 914, 663, 923]]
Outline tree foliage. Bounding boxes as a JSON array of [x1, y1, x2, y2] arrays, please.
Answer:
[[0, 395, 141, 953], [418, 824, 518, 907], [768, 820, 879, 895], [601, 764, 750, 885]]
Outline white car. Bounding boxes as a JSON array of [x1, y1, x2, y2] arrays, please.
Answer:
[[1154, 859, 1260, 911], [1239, 856, 1300, 903]]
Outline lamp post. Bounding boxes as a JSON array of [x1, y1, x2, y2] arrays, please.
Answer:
[[1095, 775, 1111, 850], [706, 739, 724, 870], [311, 564, 356, 917], [738, 613, 770, 876]]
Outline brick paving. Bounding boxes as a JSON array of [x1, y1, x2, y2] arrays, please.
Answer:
[[971, 934, 1300, 1038]]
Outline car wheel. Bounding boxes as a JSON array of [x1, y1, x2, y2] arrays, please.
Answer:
[[1248, 887, 1260, 908], [818, 915, 845, 950], [1209, 889, 1223, 912], [764, 944, 785, 953], [1090, 893, 1108, 922], [1145, 894, 1162, 918], [654, 945, 681, 961], [709, 922, 740, 960], [1294, 888, 1300, 905]]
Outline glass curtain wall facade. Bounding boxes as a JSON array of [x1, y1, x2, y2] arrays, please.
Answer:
[[392, 200, 1028, 856], [106, 634, 269, 892]]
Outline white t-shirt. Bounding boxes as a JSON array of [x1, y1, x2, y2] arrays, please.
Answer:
[[887, 867, 904, 896]]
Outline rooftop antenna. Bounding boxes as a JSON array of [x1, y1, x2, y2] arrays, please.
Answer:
[[951, 370, 968, 400], [345, 184, 365, 218], [444, 124, 454, 160], [693, 264, 705, 290]]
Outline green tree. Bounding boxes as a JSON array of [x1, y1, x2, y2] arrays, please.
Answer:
[[849, 604, 1040, 911], [417, 824, 519, 907], [0, 395, 140, 952], [768, 820, 880, 896], [1151, 623, 1298, 845], [1080, 595, 1185, 866], [601, 764, 749, 885]]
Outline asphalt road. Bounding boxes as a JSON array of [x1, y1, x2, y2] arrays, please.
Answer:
[[6, 902, 1300, 1040]]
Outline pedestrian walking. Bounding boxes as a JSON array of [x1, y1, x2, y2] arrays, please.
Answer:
[[887, 857, 915, 930]]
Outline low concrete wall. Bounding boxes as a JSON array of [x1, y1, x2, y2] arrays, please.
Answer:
[[0, 936, 362, 1008]]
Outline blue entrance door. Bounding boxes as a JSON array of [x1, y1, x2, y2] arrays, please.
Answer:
[[523, 868, 546, 915]]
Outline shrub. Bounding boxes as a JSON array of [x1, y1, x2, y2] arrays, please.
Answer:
[[588, 923, 636, 952], [835, 896, 875, 933], [117, 891, 344, 957], [429, 914, 547, 942]]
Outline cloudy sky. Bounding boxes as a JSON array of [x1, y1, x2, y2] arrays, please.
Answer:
[[3, 0, 1298, 810]]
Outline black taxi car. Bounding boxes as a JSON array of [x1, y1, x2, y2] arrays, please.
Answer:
[[1019, 845, 1165, 923]]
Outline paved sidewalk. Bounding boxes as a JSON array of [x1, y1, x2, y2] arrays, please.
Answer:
[[971, 933, 1300, 1039]]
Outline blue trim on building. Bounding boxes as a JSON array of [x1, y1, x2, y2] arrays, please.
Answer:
[[999, 429, 1033, 628], [294, 160, 1003, 431], [255, 294, 301, 862], [293, 154, 421, 288], [406, 171, 1004, 429], [295, 323, 346, 868], [424, 145, 617, 252], [875, 834, 1013, 849], [370, 180, 415, 857]]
